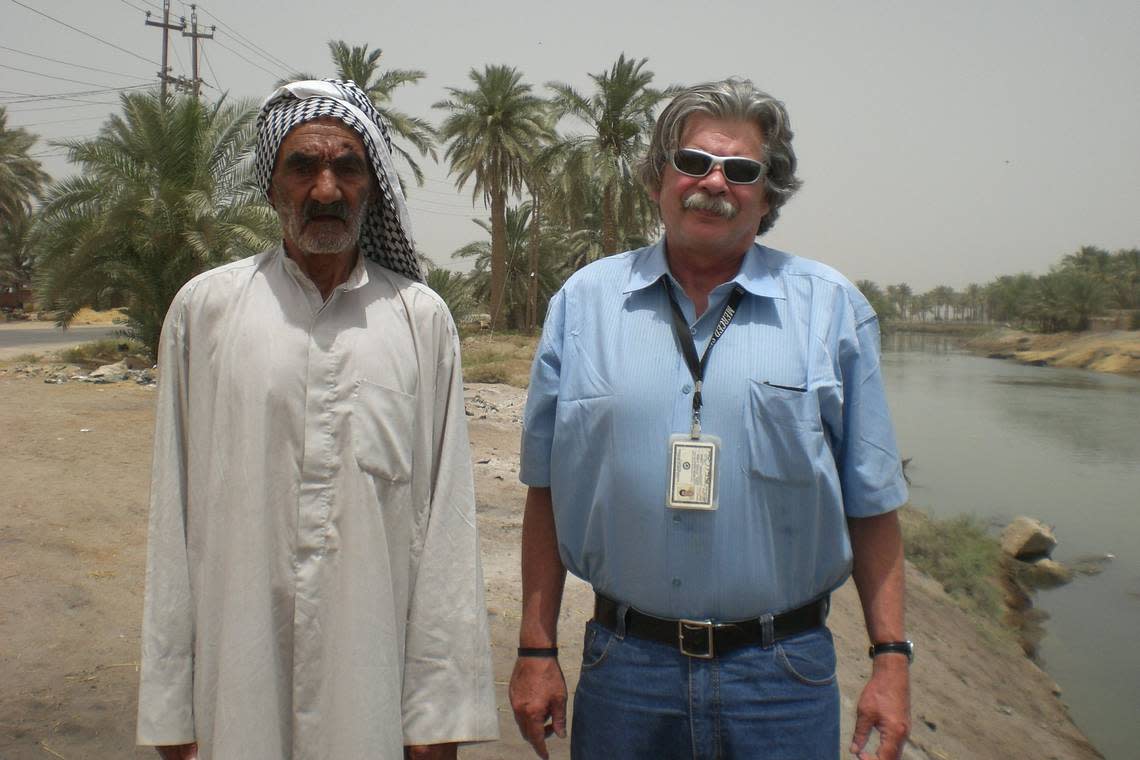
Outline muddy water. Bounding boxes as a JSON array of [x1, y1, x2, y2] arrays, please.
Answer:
[[880, 333, 1140, 760]]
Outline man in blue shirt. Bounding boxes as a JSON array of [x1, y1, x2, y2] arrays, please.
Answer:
[[509, 79, 912, 760]]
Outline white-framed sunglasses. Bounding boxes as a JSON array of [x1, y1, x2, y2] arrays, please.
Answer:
[[670, 148, 766, 184]]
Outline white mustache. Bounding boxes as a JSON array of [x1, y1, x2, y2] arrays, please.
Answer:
[[682, 191, 738, 219]]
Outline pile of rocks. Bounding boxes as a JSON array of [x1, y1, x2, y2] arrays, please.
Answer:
[[999, 516, 1112, 657], [3, 360, 156, 387]]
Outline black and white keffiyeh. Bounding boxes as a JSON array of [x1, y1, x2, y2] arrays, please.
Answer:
[[255, 79, 422, 281]]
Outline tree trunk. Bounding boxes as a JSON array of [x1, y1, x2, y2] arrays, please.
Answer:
[[489, 186, 507, 331], [601, 182, 617, 257], [527, 192, 541, 333]]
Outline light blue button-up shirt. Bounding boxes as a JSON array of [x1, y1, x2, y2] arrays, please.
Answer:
[[520, 240, 908, 620]]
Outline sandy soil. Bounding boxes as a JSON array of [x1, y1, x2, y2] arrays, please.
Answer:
[[0, 373, 1103, 760], [967, 329, 1140, 378]]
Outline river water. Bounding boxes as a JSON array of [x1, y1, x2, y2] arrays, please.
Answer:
[[880, 333, 1140, 760]]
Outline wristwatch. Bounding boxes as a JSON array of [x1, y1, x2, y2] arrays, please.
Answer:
[[869, 640, 914, 663]]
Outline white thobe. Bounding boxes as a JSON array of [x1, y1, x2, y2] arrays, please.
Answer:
[[137, 247, 497, 758]]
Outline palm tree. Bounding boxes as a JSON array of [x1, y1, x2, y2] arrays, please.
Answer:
[[434, 65, 551, 329], [452, 202, 568, 330], [886, 283, 912, 321], [324, 41, 438, 189], [928, 285, 957, 321], [856, 279, 896, 321], [1109, 248, 1140, 311], [546, 54, 675, 256], [0, 206, 35, 294], [0, 106, 50, 223], [34, 92, 278, 359], [425, 264, 476, 325]]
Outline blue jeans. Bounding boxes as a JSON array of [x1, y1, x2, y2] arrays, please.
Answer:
[[570, 619, 840, 759]]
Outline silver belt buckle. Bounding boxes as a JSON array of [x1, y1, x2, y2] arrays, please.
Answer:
[[678, 619, 715, 659]]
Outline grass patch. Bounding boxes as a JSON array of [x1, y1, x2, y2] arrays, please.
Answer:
[[9, 352, 44, 364], [57, 338, 149, 369], [461, 331, 540, 388], [899, 504, 1005, 621]]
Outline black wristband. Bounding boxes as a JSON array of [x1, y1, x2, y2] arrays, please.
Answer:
[[517, 646, 559, 658], [869, 640, 914, 663]]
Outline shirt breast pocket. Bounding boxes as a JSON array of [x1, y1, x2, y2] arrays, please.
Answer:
[[350, 379, 415, 483], [744, 379, 826, 486]]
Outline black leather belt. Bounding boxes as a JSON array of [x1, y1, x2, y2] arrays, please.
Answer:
[[593, 593, 829, 659]]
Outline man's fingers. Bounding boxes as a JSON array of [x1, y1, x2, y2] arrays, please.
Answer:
[[524, 721, 550, 760], [550, 691, 567, 738], [876, 732, 904, 760], [849, 710, 873, 756]]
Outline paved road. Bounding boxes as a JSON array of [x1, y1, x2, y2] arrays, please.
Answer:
[[0, 323, 123, 358]]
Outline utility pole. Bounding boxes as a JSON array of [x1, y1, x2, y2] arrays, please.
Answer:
[[182, 4, 215, 99], [144, 0, 185, 100]]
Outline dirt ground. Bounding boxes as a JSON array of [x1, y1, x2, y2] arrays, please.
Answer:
[[966, 329, 1140, 378], [0, 372, 1103, 760]]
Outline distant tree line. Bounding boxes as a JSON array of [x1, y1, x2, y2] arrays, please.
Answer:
[[856, 245, 1140, 333], [2, 41, 1137, 360]]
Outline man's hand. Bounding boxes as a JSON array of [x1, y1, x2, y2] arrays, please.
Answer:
[[155, 744, 198, 760], [849, 655, 910, 759], [404, 742, 459, 759], [509, 655, 567, 759]]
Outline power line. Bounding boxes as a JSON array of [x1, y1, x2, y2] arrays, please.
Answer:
[[15, 114, 114, 128], [193, 4, 295, 74], [8, 0, 160, 66], [0, 84, 153, 105], [200, 43, 220, 92], [0, 62, 130, 89], [0, 45, 153, 81], [117, 0, 162, 13], [210, 36, 282, 80], [2, 100, 120, 113]]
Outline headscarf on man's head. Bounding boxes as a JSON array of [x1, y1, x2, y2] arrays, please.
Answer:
[[255, 78, 422, 281]]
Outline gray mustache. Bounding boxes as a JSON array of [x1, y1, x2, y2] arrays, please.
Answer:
[[303, 200, 349, 221], [683, 192, 738, 219]]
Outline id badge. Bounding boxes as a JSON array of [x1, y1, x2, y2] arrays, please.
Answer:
[[667, 433, 720, 510]]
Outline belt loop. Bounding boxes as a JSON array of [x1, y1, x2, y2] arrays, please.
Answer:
[[759, 613, 775, 648], [615, 601, 630, 639]]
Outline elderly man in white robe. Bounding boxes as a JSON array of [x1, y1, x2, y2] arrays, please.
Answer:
[[136, 79, 497, 760]]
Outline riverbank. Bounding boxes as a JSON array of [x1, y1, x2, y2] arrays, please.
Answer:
[[0, 365, 1104, 759], [966, 328, 1140, 378]]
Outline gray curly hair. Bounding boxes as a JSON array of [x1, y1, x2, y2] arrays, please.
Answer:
[[638, 78, 803, 237]]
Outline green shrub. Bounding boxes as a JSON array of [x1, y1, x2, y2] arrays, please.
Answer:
[[900, 505, 1005, 620]]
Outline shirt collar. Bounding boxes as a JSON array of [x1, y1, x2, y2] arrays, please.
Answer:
[[623, 238, 786, 300], [278, 245, 371, 294]]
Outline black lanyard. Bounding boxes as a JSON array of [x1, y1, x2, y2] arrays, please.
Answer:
[[662, 279, 745, 438]]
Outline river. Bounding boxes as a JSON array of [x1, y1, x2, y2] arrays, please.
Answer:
[[880, 333, 1140, 760]]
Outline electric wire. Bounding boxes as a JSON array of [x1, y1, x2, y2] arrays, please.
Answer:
[[0, 45, 153, 81], [0, 62, 132, 90], [192, 4, 296, 74], [8, 0, 160, 66]]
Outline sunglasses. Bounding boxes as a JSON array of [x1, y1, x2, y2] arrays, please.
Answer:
[[670, 148, 766, 184]]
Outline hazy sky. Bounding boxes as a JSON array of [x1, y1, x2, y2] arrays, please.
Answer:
[[3, 0, 1138, 291]]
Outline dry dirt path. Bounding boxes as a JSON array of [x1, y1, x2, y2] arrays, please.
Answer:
[[0, 374, 1102, 759]]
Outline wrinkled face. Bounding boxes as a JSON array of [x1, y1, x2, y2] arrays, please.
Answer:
[[269, 118, 373, 257], [652, 114, 770, 259]]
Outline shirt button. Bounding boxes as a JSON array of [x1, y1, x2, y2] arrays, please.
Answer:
[[672, 514, 681, 523], [682, 384, 692, 394], [672, 578, 682, 587], [690, 326, 697, 335]]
